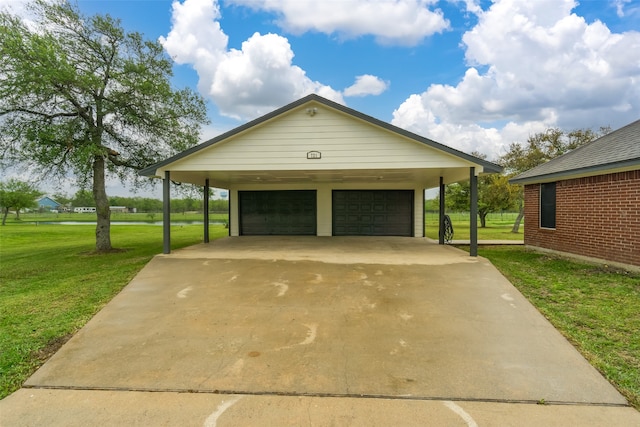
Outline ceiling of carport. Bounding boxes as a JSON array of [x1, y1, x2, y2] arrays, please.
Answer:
[[164, 166, 477, 189]]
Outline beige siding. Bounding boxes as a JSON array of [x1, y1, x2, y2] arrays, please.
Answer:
[[317, 187, 332, 236], [169, 105, 470, 172], [229, 190, 239, 237], [413, 186, 424, 237]]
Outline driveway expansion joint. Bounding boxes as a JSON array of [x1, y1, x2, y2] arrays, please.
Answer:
[[20, 384, 631, 408]]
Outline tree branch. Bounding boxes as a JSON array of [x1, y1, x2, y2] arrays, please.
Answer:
[[0, 107, 81, 119], [107, 151, 142, 169]]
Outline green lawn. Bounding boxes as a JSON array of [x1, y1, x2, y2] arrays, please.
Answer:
[[477, 246, 640, 409], [0, 222, 227, 398], [425, 211, 524, 241]]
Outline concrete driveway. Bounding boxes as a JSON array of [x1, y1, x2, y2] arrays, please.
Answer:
[[2, 237, 638, 426]]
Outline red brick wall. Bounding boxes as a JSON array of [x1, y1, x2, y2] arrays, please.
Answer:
[[524, 170, 640, 267]]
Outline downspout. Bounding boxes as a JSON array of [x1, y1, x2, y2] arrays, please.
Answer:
[[439, 176, 445, 245], [470, 167, 478, 257], [204, 178, 210, 243], [163, 171, 171, 254]]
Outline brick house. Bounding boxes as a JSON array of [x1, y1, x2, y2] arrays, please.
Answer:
[[511, 119, 640, 271]]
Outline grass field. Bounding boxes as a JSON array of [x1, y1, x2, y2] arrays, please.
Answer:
[[1, 222, 637, 410], [425, 211, 524, 241]]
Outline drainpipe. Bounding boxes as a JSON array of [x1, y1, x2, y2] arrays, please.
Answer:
[[163, 171, 171, 254], [470, 167, 478, 257], [439, 176, 445, 245]]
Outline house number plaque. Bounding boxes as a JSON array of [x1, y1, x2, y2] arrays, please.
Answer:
[[307, 151, 321, 159]]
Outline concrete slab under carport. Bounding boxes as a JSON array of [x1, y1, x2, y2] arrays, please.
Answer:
[[2, 237, 638, 426]]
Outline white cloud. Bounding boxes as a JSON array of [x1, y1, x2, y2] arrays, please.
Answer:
[[227, 0, 449, 46], [392, 94, 552, 160], [614, 0, 631, 17], [160, 0, 344, 120], [456, 0, 482, 14], [344, 75, 389, 97], [392, 0, 640, 159], [210, 32, 344, 118]]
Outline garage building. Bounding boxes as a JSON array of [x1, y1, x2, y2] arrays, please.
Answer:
[[141, 94, 501, 251]]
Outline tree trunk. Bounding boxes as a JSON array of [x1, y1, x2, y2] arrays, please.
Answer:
[[1, 207, 8, 225], [511, 206, 524, 233], [93, 155, 112, 252], [479, 211, 487, 228]]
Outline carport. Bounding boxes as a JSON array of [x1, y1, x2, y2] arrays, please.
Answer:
[[140, 94, 502, 255]]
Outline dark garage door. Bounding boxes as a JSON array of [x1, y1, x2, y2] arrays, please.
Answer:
[[333, 190, 413, 236], [239, 190, 317, 235]]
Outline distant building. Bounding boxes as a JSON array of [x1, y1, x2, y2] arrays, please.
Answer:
[[73, 207, 96, 213], [38, 197, 61, 210], [110, 206, 136, 213]]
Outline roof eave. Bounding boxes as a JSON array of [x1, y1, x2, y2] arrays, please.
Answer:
[[509, 158, 640, 185]]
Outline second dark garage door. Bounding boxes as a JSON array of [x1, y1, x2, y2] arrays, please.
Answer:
[[333, 190, 413, 236], [239, 190, 317, 235]]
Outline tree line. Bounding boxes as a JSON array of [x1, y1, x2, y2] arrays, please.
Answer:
[[0, 183, 229, 226], [50, 188, 228, 213]]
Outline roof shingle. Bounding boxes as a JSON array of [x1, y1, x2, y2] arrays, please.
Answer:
[[510, 119, 640, 184]]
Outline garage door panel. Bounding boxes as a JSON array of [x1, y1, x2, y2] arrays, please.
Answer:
[[373, 214, 386, 223], [239, 191, 316, 235], [333, 190, 413, 236]]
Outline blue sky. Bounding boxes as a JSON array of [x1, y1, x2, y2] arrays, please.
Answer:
[[3, 0, 640, 197]]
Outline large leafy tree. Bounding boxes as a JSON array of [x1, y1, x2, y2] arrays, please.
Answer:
[[0, 179, 42, 225], [500, 127, 610, 232], [445, 152, 519, 228], [0, 0, 208, 251], [445, 174, 518, 228]]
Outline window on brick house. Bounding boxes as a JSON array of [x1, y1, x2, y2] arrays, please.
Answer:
[[540, 182, 556, 229]]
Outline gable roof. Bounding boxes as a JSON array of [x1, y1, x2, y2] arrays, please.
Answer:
[[140, 94, 502, 180], [37, 196, 60, 207], [511, 119, 640, 185]]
